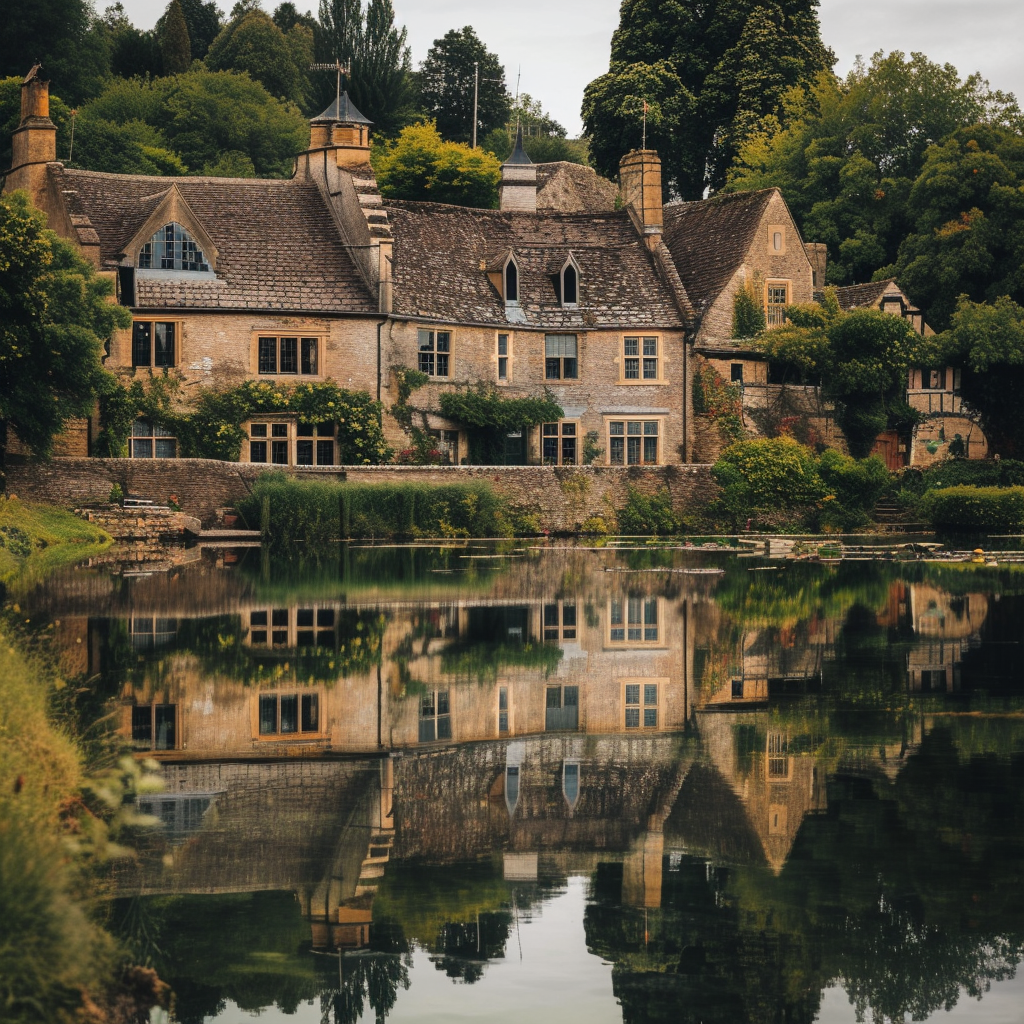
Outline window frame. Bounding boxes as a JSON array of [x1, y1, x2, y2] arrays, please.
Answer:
[[622, 678, 663, 731], [129, 419, 178, 459], [541, 599, 578, 641], [544, 333, 578, 381], [496, 332, 511, 383], [130, 702, 179, 751], [619, 335, 661, 383], [419, 688, 452, 743], [503, 255, 520, 305], [255, 690, 324, 740], [254, 334, 323, 378], [417, 328, 452, 378], [605, 416, 663, 467], [131, 319, 180, 369], [137, 221, 211, 273], [765, 280, 791, 328], [541, 420, 580, 466], [766, 732, 791, 781], [767, 223, 786, 255], [497, 684, 511, 736], [560, 256, 580, 308], [606, 597, 665, 648], [246, 420, 336, 467]]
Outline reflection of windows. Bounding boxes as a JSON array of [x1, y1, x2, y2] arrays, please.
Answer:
[[498, 686, 509, 735], [731, 362, 744, 383], [624, 681, 658, 729], [130, 419, 177, 459], [259, 693, 319, 736], [545, 334, 578, 380], [608, 420, 659, 465], [505, 765, 520, 815], [248, 607, 339, 648], [418, 329, 451, 377], [731, 678, 744, 699], [767, 733, 790, 779], [132, 704, 177, 750], [542, 421, 577, 465], [132, 321, 177, 368], [419, 690, 451, 742], [622, 336, 659, 381], [563, 759, 580, 810], [257, 336, 319, 376], [129, 616, 178, 649], [768, 804, 788, 834], [609, 597, 660, 645], [545, 685, 578, 731], [543, 601, 577, 641]]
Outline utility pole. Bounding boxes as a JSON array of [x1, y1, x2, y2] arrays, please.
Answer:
[[472, 61, 479, 149]]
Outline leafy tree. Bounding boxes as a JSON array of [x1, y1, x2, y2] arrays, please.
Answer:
[[70, 112, 187, 174], [174, 0, 224, 60], [161, 0, 193, 74], [757, 291, 931, 457], [206, 9, 309, 105], [99, 4, 164, 79], [273, 2, 317, 33], [732, 279, 766, 338], [417, 27, 509, 144], [374, 121, 501, 208], [0, 0, 110, 105], [0, 191, 130, 459], [314, 0, 414, 136], [940, 295, 1024, 457], [480, 94, 589, 165], [888, 125, 1024, 331], [727, 52, 1024, 291], [582, 0, 833, 200]]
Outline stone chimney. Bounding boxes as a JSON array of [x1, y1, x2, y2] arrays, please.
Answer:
[[308, 91, 372, 168], [619, 149, 663, 250], [6, 64, 57, 207], [804, 242, 827, 290], [499, 127, 537, 212]]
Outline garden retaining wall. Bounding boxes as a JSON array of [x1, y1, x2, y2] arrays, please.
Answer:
[[5, 458, 719, 532]]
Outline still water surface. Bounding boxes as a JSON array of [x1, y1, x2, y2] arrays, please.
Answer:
[[30, 541, 1024, 1023]]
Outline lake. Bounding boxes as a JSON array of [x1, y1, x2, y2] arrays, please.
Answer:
[[28, 541, 1024, 1024]]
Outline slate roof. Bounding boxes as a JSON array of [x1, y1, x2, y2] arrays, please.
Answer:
[[312, 90, 371, 124], [49, 166, 376, 313], [535, 161, 620, 214], [385, 200, 688, 329], [831, 279, 897, 310], [662, 189, 776, 312]]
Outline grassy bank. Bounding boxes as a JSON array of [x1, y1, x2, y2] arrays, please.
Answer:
[[0, 496, 112, 590]]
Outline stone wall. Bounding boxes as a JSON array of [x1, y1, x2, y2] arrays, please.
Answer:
[[5, 458, 718, 531]]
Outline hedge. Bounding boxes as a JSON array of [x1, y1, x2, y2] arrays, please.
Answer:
[[922, 485, 1024, 532]]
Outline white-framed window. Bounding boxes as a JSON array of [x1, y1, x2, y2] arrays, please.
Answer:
[[258, 692, 320, 736], [545, 334, 578, 380], [623, 680, 660, 729], [138, 222, 210, 272], [608, 597, 661, 646], [504, 254, 520, 304], [607, 419, 660, 466], [765, 281, 790, 327], [560, 256, 579, 307], [497, 333, 510, 382], [132, 320, 178, 367], [130, 419, 177, 459], [542, 600, 577, 640], [622, 335, 659, 381], [418, 329, 451, 377], [257, 335, 320, 376], [542, 421, 578, 465], [419, 689, 451, 742]]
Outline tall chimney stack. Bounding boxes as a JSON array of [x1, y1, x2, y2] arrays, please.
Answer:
[[6, 65, 57, 208], [619, 149, 663, 250]]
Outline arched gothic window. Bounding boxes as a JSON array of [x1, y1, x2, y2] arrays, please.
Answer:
[[504, 256, 519, 304], [138, 222, 210, 272], [561, 260, 579, 306]]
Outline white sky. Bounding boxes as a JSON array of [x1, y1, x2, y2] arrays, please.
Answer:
[[110, 0, 1024, 137]]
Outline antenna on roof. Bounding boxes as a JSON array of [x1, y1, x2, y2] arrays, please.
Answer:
[[310, 59, 350, 113]]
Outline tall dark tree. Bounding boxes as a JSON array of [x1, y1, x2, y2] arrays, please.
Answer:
[[582, 0, 834, 199], [417, 27, 509, 144], [161, 0, 192, 74], [100, 4, 164, 79], [0, 0, 110, 104], [273, 1, 316, 32], [155, 0, 223, 61], [314, 0, 412, 135]]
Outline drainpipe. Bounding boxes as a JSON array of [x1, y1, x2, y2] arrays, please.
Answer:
[[376, 319, 387, 404]]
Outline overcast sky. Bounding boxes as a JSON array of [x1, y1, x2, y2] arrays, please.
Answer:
[[115, 0, 1024, 137]]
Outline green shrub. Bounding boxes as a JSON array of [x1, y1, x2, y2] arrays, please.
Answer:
[[921, 458, 1024, 491], [617, 487, 680, 535], [238, 475, 515, 550], [921, 486, 1024, 532]]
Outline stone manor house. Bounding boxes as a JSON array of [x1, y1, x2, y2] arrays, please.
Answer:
[[4, 64, 983, 468]]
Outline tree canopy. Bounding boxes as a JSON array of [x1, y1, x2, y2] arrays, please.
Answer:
[[417, 27, 509, 144], [0, 191, 130, 458], [373, 121, 501, 208], [582, 0, 834, 200], [161, 0, 193, 75]]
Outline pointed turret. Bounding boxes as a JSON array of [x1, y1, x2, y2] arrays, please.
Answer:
[[499, 126, 538, 212], [308, 90, 372, 168]]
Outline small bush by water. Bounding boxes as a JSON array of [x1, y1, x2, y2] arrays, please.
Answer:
[[921, 485, 1024, 532], [238, 474, 517, 548]]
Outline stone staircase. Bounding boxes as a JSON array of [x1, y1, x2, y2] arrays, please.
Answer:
[[872, 498, 927, 533]]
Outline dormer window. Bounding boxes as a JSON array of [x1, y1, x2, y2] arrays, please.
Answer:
[[138, 222, 210, 272], [560, 257, 579, 307], [504, 255, 519, 304]]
